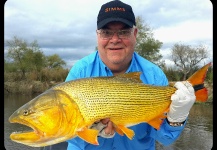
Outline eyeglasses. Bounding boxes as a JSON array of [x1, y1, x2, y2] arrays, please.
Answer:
[[96, 28, 133, 40]]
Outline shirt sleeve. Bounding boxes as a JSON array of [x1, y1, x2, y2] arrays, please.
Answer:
[[65, 64, 82, 81], [150, 118, 187, 146]]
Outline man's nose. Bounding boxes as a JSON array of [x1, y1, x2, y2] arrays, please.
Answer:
[[110, 32, 121, 42]]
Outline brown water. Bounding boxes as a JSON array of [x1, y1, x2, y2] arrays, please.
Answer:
[[4, 94, 213, 150]]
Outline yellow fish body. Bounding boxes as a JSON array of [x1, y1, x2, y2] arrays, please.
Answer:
[[9, 63, 211, 147]]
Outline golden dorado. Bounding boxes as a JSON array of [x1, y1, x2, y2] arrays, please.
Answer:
[[9, 63, 211, 147]]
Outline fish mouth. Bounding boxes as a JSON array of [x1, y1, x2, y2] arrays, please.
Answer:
[[9, 119, 42, 142]]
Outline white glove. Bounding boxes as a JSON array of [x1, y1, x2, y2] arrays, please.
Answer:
[[167, 81, 196, 122], [90, 121, 115, 138]]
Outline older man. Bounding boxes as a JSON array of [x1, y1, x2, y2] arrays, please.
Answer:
[[65, 1, 195, 150]]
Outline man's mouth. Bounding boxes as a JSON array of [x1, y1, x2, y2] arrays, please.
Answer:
[[109, 48, 122, 50]]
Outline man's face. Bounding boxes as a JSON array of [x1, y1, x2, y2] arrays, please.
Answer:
[[97, 22, 137, 67]]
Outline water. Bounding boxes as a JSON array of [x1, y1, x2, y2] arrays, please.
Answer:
[[4, 94, 213, 150], [156, 104, 213, 150]]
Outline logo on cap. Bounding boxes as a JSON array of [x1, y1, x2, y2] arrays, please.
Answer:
[[105, 7, 125, 12]]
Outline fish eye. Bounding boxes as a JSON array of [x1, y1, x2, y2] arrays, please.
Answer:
[[23, 109, 29, 116]]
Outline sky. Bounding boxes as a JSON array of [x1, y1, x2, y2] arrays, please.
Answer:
[[4, 0, 213, 69]]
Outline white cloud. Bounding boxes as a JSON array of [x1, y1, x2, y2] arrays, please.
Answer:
[[154, 20, 212, 43], [4, 0, 213, 68]]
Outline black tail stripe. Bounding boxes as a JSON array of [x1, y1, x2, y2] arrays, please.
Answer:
[[193, 84, 204, 91]]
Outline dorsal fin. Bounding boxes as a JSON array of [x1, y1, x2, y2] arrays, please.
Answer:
[[115, 72, 143, 83]]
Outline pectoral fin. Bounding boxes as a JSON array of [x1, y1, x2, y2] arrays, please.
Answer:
[[77, 127, 99, 145], [114, 125, 124, 136], [115, 125, 135, 140]]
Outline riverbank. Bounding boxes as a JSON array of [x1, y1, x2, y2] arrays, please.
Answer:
[[4, 80, 213, 102], [4, 80, 61, 95]]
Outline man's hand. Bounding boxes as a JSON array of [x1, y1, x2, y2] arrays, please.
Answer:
[[90, 118, 115, 138], [167, 81, 196, 123]]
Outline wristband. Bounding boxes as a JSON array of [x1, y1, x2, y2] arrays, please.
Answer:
[[167, 119, 184, 127]]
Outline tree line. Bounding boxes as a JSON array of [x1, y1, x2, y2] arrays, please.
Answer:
[[4, 36, 68, 82], [4, 16, 212, 83]]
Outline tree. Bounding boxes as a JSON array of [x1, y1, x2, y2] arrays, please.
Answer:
[[135, 16, 164, 66], [171, 43, 209, 80], [6, 36, 46, 79], [46, 54, 66, 69], [6, 36, 32, 78]]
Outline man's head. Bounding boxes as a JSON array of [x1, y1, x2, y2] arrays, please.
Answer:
[[96, 0, 138, 75], [97, 0, 136, 30]]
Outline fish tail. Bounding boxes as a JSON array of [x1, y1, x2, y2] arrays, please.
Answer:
[[187, 62, 212, 102]]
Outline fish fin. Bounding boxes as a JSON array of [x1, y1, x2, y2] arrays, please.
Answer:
[[114, 125, 124, 136], [77, 128, 99, 145], [195, 88, 208, 102], [148, 108, 169, 130], [116, 72, 143, 83], [186, 62, 212, 102], [115, 125, 135, 140]]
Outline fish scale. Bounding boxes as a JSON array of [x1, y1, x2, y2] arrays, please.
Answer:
[[54, 77, 176, 126]]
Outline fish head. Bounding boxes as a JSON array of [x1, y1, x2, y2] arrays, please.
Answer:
[[9, 89, 83, 147]]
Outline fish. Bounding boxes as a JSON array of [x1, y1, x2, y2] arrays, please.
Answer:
[[8, 62, 212, 147]]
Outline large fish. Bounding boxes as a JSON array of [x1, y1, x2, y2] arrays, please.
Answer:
[[9, 63, 211, 147]]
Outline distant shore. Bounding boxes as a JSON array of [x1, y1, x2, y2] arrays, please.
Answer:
[[4, 80, 61, 95]]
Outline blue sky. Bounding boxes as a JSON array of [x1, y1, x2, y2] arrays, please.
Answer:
[[4, 0, 213, 68]]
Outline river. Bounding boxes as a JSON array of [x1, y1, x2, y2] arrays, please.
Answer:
[[4, 94, 213, 150]]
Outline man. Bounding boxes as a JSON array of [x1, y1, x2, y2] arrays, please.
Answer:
[[65, 0, 195, 150]]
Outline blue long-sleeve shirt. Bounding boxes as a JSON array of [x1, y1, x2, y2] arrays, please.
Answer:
[[65, 51, 186, 150]]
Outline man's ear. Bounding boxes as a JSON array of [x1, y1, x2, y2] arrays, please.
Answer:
[[133, 27, 138, 38]]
